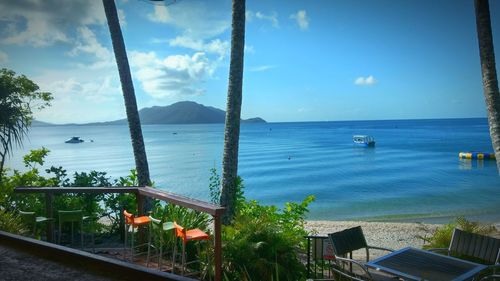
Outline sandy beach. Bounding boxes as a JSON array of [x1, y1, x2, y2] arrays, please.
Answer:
[[305, 220, 441, 259]]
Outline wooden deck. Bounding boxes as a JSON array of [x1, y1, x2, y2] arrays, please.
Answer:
[[0, 231, 197, 281]]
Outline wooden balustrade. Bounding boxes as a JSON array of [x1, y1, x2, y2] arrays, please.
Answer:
[[14, 186, 224, 281]]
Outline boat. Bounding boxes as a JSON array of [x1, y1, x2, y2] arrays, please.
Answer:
[[353, 135, 375, 147], [65, 137, 84, 143]]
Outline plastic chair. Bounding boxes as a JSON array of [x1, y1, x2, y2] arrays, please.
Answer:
[[326, 226, 395, 281], [172, 221, 210, 276], [146, 216, 175, 270], [19, 210, 53, 239], [123, 209, 151, 261], [57, 210, 94, 251]]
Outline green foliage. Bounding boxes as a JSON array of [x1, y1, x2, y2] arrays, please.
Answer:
[[0, 149, 141, 236], [0, 209, 25, 234], [417, 217, 495, 250], [0, 68, 53, 178], [210, 170, 315, 281]]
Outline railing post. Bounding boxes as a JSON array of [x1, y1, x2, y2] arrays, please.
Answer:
[[135, 191, 146, 243], [46, 192, 54, 242], [214, 214, 222, 281]]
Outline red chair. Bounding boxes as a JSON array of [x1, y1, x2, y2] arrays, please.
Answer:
[[172, 221, 210, 276], [123, 209, 151, 260]]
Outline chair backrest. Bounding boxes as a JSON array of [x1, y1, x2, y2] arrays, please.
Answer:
[[328, 226, 368, 256], [173, 221, 186, 241], [123, 210, 134, 225], [19, 211, 36, 225], [58, 210, 83, 223], [449, 228, 500, 264]]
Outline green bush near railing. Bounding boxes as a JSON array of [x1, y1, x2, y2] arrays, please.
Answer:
[[209, 168, 315, 281]]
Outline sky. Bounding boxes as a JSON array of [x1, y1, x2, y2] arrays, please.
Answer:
[[1, 0, 500, 124]]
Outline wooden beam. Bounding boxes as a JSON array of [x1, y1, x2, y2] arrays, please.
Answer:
[[138, 186, 225, 216]]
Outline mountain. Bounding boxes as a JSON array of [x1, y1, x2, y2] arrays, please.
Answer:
[[81, 101, 266, 125]]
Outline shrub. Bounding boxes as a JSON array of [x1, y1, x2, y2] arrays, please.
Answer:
[[417, 217, 495, 250], [210, 169, 315, 281]]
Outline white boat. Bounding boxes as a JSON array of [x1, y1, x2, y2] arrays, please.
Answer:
[[353, 135, 375, 147], [65, 137, 84, 143]]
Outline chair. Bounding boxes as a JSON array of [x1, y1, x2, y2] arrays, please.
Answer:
[[19, 210, 53, 239], [57, 210, 94, 251], [146, 216, 175, 270], [123, 209, 151, 261], [326, 226, 395, 281], [172, 221, 210, 276], [429, 228, 500, 280]]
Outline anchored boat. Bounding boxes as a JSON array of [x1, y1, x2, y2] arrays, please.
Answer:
[[353, 135, 375, 147], [65, 137, 84, 143]]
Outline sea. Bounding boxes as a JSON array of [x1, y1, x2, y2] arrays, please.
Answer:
[[6, 118, 500, 223]]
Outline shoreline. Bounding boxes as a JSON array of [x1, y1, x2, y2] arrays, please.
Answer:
[[305, 220, 441, 253], [305, 220, 500, 260]]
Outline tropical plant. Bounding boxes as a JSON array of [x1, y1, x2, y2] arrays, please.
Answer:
[[0, 209, 25, 234], [211, 169, 314, 280], [474, 0, 500, 171], [102, 0, 152, 216], [220, 0, 247, 225], [416, 217, 495, 250], [0, 68, 52, 181]]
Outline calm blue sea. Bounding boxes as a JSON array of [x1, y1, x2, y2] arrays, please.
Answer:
[[6, 118, 500, 223]]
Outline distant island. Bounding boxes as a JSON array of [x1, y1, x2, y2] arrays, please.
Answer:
[[33, 101, 266, 126]]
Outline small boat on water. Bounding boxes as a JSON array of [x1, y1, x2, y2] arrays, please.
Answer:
[[353, 135, 375, 147], [65, 137, 84, 143]]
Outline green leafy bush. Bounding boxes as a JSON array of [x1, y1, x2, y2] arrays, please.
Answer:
[[210, 169, 315, 281], [417, 217, 495, 250]]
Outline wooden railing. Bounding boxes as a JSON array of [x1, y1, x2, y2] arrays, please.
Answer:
[[14, 186, 225, 281]]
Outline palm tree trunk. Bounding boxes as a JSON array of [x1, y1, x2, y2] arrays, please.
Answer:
[[220, 0, 246, 225], [474, 0, 500, 171], [102, 0, 152, 211]]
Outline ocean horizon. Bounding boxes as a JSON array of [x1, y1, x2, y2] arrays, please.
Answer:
[[7, 117, 500, 224]]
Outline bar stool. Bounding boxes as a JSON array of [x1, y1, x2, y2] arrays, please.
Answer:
[[123, 209, 151, 261], [19, 210, 53, 239], [146, 216, 175, 270], [57, 210, 94, 251], [172, 221, 210, 276]]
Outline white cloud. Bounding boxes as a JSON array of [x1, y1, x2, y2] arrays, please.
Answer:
[[147, 1, 230, 39], [148, 5, 171, 23], [118, 9, 127, 27], [245, 45, 255, 54], [68, 27, 114, 69], [0, 50, 8, 63], [34, 73, 124, 124], [247, 11, 279, 28], [0, 1, 105, 47], [354, 75, 377, 86], [169, 36, 229, 57], [290, 10, 309, 31], [249, 65, 277, 72], [130, 51, 216, 99]]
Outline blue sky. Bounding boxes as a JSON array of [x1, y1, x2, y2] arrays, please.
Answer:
[[1, 0, 499, 123]]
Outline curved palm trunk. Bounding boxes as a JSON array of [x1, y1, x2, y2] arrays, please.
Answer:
[[102, 0, 152, 208], [220, 0, 246, 225], [474, 0, 500, 171]]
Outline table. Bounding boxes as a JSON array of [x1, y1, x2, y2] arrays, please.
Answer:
[[366, 247, 487, 281]]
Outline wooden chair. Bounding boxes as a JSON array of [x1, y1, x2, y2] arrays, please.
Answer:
[[429, 228, 500, 280], [326, 226, 395, 281]]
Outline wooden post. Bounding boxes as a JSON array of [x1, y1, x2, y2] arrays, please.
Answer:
[[214, 214, 222, 281], [46, 192, 54, 242]]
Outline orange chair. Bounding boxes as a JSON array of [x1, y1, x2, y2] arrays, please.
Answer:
[[123, 209, 151, 260], [172, 221, 210, 276]]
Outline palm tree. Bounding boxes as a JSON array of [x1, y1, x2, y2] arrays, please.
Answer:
[[474, 0, 500, 171], [220, 0, 246, 225], [102, 1, 152, 191]]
